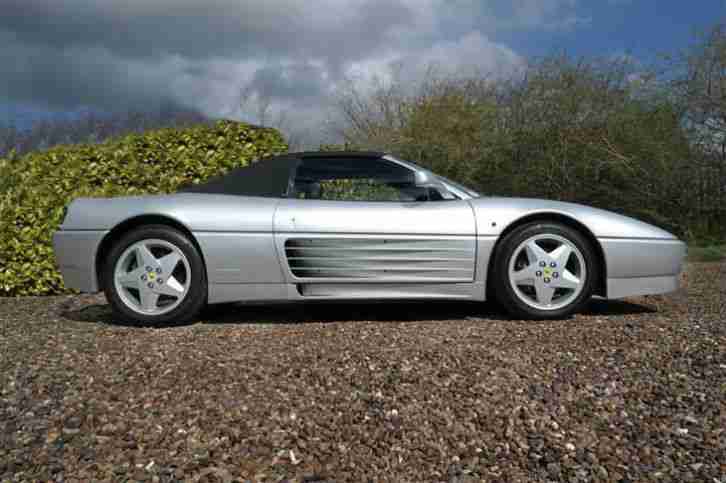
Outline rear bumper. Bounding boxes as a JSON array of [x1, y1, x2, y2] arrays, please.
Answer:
[[599, 237, 686, 299], [52, 229, 108, 292]]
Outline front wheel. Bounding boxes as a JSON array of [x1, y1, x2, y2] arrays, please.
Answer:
[[102, 225, 207, 325], [492, 222, 597, 319]]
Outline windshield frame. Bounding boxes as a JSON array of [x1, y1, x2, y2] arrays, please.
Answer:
[[382, 155, 481, 200]]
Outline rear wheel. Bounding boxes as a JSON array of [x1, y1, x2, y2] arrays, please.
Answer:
[[102, 225, 207, 325], [492, 222, 596, 319]]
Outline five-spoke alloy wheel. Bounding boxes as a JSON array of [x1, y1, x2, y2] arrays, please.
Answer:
[[493, 222, 597, 319], [103, 225, 207, 325], [114, 239, 192, 316]]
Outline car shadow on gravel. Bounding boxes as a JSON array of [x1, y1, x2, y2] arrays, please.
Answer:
[[60, 296, 656, 328], [584, 297, 658, 316]]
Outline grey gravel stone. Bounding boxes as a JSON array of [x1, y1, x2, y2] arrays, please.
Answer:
[[1, 262, 723, 482]]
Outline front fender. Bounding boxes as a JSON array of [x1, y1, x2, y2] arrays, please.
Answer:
[[468, 197, 677, 240], [468, 197, 685, 299]]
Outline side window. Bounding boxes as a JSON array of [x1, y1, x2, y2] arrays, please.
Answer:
[[316, 178, 404, 201], [292, 157, 432, 202]]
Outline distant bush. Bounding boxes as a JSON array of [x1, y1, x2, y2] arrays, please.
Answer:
[[0, 120, 288, 296], [687, 245, 726, 262]]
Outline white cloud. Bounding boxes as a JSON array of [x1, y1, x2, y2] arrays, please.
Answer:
[[344, 31, 524, 87]]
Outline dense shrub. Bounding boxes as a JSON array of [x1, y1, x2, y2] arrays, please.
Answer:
[[0, 120, 288, 296]]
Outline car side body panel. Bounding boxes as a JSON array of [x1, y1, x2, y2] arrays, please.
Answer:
[[273, 199, 477, 284], [54, 194, 685, 304], [57, 194, 285, 295], [273, 199, 476, 235], [468, 197, 685, 298], [51, 229, 108, 293], [468, 197, 677, 239], [60, 193, 278, 233]]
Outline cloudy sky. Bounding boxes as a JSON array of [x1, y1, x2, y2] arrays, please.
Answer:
[[1, 0, 724, 144]]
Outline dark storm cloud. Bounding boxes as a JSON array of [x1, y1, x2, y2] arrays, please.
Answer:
[[0, 0, 411, 61], [0, 0, 581, 145], [248, 63, 327, 101], [0, 31, 176, 110], [0, 0, 412, 111]]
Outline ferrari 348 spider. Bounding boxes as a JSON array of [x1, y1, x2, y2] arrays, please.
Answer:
[[53, 151, 686, 324]]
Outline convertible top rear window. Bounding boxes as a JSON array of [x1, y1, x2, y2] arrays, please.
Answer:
[[178, 155, 300, 197]]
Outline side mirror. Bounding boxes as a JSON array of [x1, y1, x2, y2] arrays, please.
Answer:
[[414, 170, 436, 186], [414, 170, 455, 200]]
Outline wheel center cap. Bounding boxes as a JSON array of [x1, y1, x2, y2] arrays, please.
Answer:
[[543, 267, 553, 277], [148, 272, 156, 281]]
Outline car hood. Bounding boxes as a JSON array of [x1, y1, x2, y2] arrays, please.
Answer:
[[468, 197, 678, 240]]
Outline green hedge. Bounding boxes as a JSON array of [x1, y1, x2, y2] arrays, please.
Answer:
[[0, 120, 288, 296]]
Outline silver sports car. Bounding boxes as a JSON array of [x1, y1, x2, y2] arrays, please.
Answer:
[[53, 151, 686, 324]]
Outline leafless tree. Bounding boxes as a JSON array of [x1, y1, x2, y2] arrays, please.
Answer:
[[667, 23, 726, 238], [236, 85, 313, 150], [0, 106, 208, 158]]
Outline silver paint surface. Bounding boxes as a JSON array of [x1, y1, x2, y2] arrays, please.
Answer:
[[468, 197, 677, 239], [52, 230, 107, 292], [296, 282, 485, 299], [195, 232, 285, 284], [607, 275, 680, 299], [60, 194, 278, 232], [273, 198, 476, 235], [54, 186, 686, 305], [599, 238, 685, 279]]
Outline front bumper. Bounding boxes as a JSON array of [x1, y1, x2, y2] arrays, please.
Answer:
[[606, 274, 681, 299], [52, 229, 108, 293], [599, 238, 687, 299]]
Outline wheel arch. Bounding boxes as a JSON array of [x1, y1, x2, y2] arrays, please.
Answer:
[[486, 212, 607, 298], [95, 214, 207, 290]]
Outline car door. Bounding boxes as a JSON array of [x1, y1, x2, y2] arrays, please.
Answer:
[[273, 156, 477, 285]]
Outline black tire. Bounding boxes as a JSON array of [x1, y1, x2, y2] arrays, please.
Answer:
[[102, 225, 207, 325], [491, 222, 597, 320]]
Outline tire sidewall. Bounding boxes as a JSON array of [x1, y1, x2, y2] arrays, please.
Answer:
[[103, 225, 207, 325], [494, 222, 597, 319]]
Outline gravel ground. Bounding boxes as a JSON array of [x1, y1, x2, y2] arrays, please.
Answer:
[[1, 262, 724, 483]]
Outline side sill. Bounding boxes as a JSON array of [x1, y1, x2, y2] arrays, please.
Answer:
[[208, 283, 289, 305], [293, 282, 486, 301]]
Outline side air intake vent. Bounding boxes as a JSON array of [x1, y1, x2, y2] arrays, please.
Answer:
[[284, 237, 475, 281]]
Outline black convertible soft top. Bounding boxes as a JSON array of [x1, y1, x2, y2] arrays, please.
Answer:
[[177, 151, 395, 198], [178, 155, 300, 197]]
